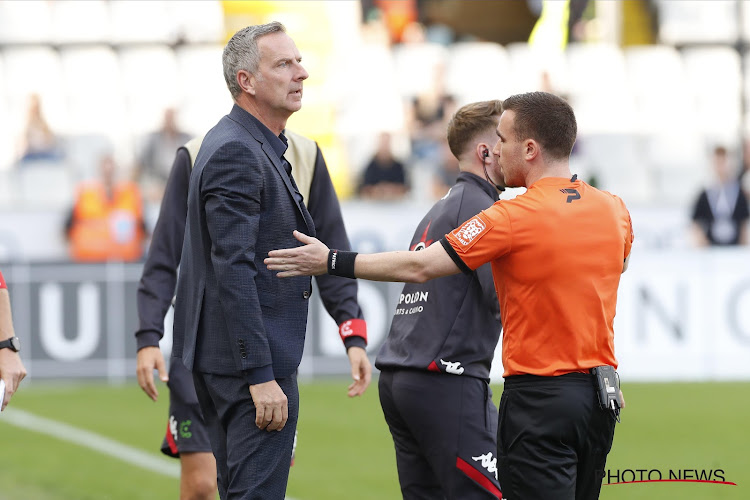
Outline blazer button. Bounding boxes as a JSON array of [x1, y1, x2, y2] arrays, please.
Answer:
[[302, 290, 310, 299]]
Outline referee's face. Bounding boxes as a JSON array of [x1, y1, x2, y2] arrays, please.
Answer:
[[493, 110, 524, 188]]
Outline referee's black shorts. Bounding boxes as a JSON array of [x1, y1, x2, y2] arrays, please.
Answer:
[[497, 372, 616, 500]]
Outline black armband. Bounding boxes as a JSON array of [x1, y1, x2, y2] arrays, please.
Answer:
[[328, 249, 358, 279]]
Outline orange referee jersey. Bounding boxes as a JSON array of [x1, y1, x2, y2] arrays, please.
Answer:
[[445, 176, 633, 377]]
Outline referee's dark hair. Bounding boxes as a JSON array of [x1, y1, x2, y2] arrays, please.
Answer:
[[502, 91, 577, 160]]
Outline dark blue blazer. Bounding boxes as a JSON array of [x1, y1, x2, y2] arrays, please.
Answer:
[[173, 105, 315, 384]]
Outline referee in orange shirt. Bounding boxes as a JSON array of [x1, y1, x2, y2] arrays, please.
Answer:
[[266, 91, 633, 499]]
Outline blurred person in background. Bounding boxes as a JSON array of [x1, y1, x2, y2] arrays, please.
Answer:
[[136, 130, 371, 500], [64, 154, 148, 262], [376, 100, 505, 499], [358, 131, 409, 200], [266, 91, 632, 500], [430, 140, 461, 199], [0, 270, 26, 412], [691, 145, 749, 246], [360, 0, 418, 44], [16, 93, 62, 164], [136, 107, 191, 203], [409, 94, 456, 164]]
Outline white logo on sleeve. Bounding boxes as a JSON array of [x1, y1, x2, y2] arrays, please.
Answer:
[[340, 320, 353, 337], [454, 217, 486, 246], [472, 452, 498, 480], [440, 358, 465, 375]]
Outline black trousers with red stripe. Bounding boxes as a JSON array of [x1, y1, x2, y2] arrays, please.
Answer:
[[497, 373, 616, 500], [379, 369, 502, 499]]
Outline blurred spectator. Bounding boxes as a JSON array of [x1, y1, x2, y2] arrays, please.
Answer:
[[65, 154, 148, 262], [359, 132, 409, 200], [361, 0, 418, 44], [136, 108, 190, 202], [431, 140, 460, 199], [691, 145, 749, 247], [409, 94, 455, 164], [16, 93, 62, 164]]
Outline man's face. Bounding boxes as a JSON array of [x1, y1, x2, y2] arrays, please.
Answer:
[[254, 32, 308, 117], [492, 110, 524, 188]]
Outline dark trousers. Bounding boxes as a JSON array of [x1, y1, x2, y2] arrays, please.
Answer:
[[193, 371, 299, 500], [379, 369, 502, 499], [497, 373, 616, 500]]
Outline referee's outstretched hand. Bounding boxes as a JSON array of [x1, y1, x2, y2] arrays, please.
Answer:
[[266, 231, 329, 278]]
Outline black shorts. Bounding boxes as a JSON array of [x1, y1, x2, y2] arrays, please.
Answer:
[[379, 369, 502, 500], [497, 373, 617, 500], [160, 360, 298, 463], [160, 360, 211, 457]]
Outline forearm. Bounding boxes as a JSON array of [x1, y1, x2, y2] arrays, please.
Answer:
[[352, 242, 458, 283], [353, 251, 430, 283], [0, 290, 15, 341]]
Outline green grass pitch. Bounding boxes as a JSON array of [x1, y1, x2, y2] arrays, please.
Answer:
[[0, 380, 747, 499]]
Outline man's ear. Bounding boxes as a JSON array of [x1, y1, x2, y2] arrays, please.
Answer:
[[477, 143, 490, 164], [525, 139, 539, 161], [237, 70, 256, 96]]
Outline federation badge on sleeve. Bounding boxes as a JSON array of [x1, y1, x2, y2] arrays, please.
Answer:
[[452, 216, 489, 247]]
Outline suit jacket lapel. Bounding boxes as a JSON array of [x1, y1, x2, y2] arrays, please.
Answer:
[[227, 106, 314, 234]]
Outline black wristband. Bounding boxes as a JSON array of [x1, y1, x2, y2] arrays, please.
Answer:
[[328, 249, 358, 279]]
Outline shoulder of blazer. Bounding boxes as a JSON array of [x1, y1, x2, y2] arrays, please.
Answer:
[[184, 136, 205, 169], [284, 130, 317, 201]]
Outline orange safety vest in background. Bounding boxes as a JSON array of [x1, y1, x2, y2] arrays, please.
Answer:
[[69, 181, 145, 262]]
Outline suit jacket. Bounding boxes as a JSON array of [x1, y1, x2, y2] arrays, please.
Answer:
[[173, 104, 315, 384]]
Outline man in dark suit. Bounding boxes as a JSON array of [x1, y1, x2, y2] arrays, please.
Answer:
[[173, 22, 314, 499]]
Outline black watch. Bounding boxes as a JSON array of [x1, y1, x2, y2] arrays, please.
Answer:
[[0, 336, 20, 352]]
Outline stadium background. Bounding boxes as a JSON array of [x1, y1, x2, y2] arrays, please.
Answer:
[[0, 1, 748, 499]]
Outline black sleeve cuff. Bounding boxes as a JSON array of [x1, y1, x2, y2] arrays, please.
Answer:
[[135, 330, 162, 351], [440, 237, 472, 275], [343, 336, 367, 351], [243, 365, 275, 386]]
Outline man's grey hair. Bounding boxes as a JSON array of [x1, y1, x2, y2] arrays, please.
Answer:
[[223, 21, 286, 99]]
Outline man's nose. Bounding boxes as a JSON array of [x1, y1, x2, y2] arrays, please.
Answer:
[[296, 63, 309, 81]]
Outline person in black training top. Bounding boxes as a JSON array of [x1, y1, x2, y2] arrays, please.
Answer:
[[376, 100, 505, 499]]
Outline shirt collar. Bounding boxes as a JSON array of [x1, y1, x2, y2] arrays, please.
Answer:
[[245, 112, 288, 160], [457, 171, 498, 200]]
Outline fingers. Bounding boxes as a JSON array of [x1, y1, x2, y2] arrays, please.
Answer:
[[1, 381, 10, 412], [346, 349, 372, 397], [136, 348, 163, 402], [258, 400, 288, 431], [137, 367, 157, 402], [156, 355, 169, 383], [265, 404, 288, 432], [293, 230, 316, 244], [250, 381, 289, 431]]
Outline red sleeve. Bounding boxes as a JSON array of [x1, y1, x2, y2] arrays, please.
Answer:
[[0, 271, 6, 289]]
